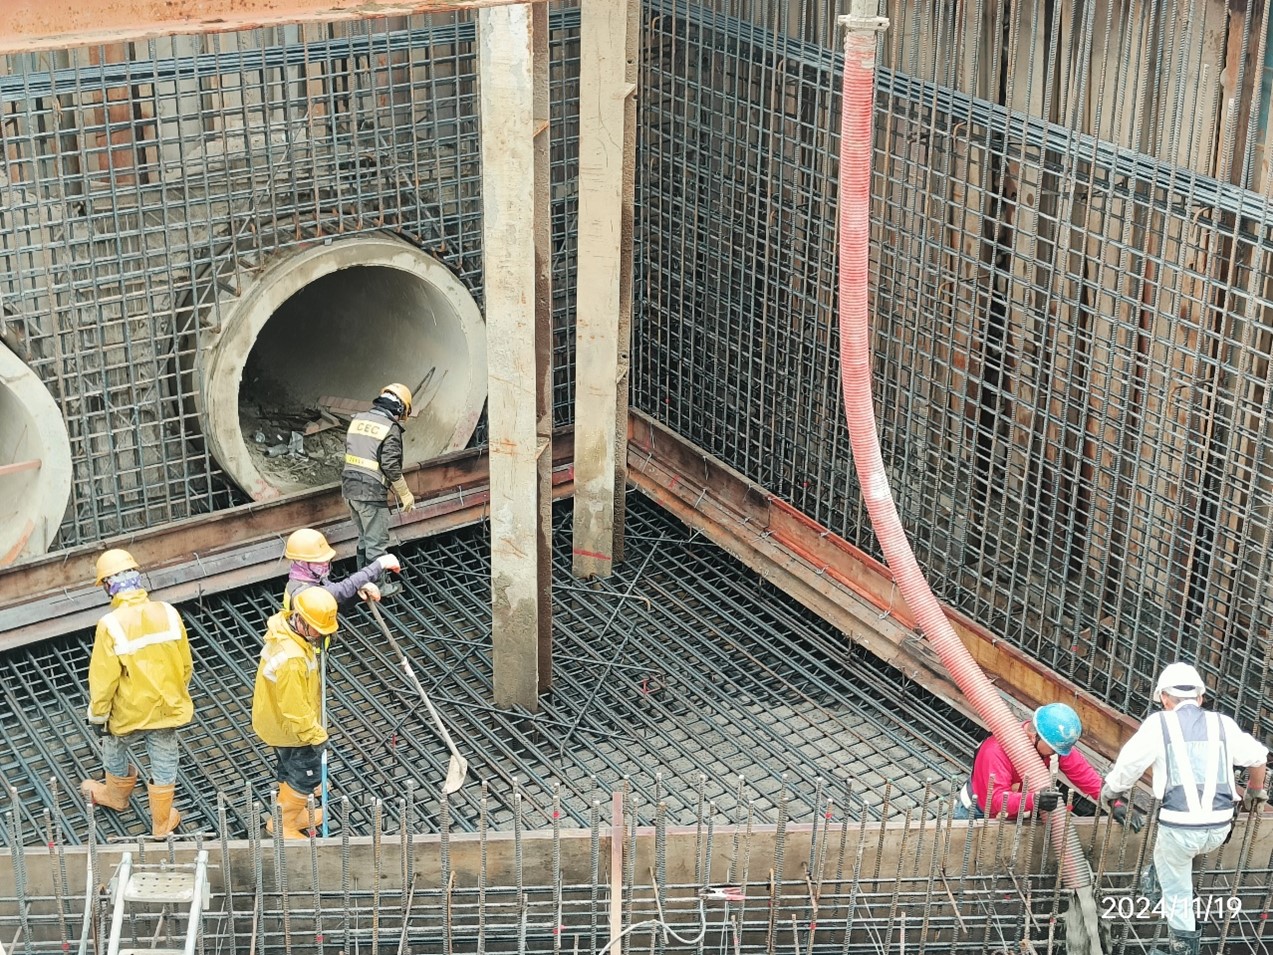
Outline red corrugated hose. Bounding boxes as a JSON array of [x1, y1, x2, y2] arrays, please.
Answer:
[[834, 7, 1097, 901]]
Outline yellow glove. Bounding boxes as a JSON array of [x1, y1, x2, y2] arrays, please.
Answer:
[[389, 477, 415, 512]]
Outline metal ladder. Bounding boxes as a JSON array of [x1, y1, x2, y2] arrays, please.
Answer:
[[104, 850, 210, 955]]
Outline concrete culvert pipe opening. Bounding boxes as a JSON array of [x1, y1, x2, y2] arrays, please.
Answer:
[[197, 236, 487, 500], [0, 342, 73, 565]]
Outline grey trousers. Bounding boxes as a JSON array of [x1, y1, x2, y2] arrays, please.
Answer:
[[103, 727, 181, 785], [346, 497, 390, 565]]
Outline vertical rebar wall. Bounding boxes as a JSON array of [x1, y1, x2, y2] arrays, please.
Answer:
[[634, 0, 1273, 729], [0, 12, 583, 546]]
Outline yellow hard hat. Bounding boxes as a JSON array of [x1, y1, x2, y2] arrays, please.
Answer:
[[381, 382, 413, 418], [94, 548, 139, 586], [293, 587, 339, 635], [284, 528, 336, 563]]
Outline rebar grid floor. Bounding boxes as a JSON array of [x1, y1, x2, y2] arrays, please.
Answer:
[[0, 493, 978, 844]]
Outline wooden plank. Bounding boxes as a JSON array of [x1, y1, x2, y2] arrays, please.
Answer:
[[479, 3, 548, 711], [531, 0, 554, 694], [572, 0, 635, 578], [0, 0, 533, 54]]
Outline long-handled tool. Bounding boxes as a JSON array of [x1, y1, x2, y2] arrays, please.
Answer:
[[368, 602, 468, 795], [319, 646, 330, 837]]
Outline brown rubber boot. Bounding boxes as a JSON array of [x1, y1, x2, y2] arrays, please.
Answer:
[[147, 783, 181, 838], [81, 767, 137, 811]]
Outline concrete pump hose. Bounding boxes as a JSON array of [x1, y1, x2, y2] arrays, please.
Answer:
[[834, 4, 1100, 910]]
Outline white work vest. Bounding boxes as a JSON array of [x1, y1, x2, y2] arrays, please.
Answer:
[[1157, 706, 1235, 829]]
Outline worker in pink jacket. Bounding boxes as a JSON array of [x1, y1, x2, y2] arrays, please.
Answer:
[[954, 703, 1116, 821]]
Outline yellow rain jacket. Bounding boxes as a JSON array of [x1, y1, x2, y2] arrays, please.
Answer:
[[252, 612, 328, 748], [88, 589, 194, 736]]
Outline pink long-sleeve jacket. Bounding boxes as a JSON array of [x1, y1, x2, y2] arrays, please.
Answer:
[[968, 722, 1104, 816]]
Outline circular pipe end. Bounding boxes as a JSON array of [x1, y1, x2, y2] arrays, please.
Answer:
[[198, 236, 487, 500], [0, 344, 72, 564]]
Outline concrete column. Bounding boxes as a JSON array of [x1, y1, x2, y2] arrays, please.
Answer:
[[571, 0, 638, 578], [479, 2, 552, 709]]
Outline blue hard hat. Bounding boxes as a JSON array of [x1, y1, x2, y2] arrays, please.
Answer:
[[1033, 703, 1082, 756]]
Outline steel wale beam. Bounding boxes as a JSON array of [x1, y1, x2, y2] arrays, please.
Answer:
[[625, 411, 1139, 763], [0, 431, 576, 650], [0, 0, 545, 55]]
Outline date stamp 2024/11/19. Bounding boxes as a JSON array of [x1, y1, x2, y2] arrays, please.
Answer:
[[1101, 895, 1244, 921]]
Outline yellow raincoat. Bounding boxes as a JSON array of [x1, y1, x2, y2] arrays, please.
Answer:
[[252, 612, 328, 748], [88, 589, 194, 735]]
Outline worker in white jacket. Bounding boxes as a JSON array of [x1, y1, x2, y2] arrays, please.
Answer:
[[1101, 662, 1268, 955]]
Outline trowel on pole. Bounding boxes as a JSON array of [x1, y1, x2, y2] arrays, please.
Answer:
[[368, 602, 468, 795]]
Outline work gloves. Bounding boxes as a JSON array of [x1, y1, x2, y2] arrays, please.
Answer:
[[389, 477, 415, 512], [376, 553, 402, 574], [1241, 788, 1268, 813], [358, 582, 382, 603], [1034, 789, 1062, 813], [86, 708, 110, 737], [1100, 785, 1146, 832]]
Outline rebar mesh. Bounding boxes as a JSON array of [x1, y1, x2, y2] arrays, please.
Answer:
[[0, 11, 583, 548], [633, 0, 1273, 734], [0, 494, 976, 845]]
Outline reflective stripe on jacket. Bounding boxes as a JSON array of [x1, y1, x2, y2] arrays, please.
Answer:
[[88, 589, 194, 735], [343, 411, 396, 487], [1158, 708, 1235, 828], [251, 612, 327, 748]]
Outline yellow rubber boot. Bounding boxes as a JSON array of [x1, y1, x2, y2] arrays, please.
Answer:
[[266, 783, 313, 839], [147, 783, 181, 838], [81, 767, 137, 811], [265, 784, 323, 837]]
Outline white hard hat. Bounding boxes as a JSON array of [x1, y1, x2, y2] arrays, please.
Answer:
[[1155, 662, 1206, 698]]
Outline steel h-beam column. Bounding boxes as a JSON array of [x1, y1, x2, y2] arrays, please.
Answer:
[[571, 0, 639, 578], [480, 2, 552, 710]]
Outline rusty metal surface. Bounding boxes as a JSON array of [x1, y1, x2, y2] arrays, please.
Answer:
[[626, 411, 1139, 763], [0, 0, 534, 53], [0, 431, 575, 648]]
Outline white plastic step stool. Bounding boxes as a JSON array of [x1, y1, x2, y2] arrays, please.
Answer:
[[105, 850, 209, 955]]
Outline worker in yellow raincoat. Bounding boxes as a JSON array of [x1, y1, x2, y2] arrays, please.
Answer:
[[82, 549, 194, 838], [252, 587, 338, 838]]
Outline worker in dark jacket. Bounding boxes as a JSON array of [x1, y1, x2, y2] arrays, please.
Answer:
[[280, 528, 402, 613], [341, 383, 414, 595]]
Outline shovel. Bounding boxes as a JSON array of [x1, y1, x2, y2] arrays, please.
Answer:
[[368, 602, 468, 795]]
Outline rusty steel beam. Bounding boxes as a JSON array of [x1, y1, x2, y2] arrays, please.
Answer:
[[0, 431, 575, 649], [0, 0, 535, 55], [626, 411, 1139, 762]]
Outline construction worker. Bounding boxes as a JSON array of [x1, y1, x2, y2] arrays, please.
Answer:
[[1101, 662, 1268, 955], [954, 703, 1125, 822], [81, 549, 193, 839], [281, 527, 402, 612], [341, 383, 415, 597], [252, 587, 338, 839]]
